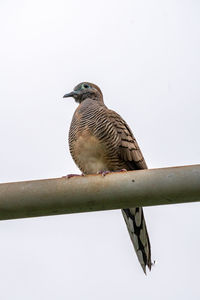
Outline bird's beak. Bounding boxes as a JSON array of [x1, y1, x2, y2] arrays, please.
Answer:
[[63, 91, 75, 98], [63, 91, 79, 98]]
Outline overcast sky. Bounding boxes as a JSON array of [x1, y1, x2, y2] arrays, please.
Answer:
[[0, 0, 200, 299]]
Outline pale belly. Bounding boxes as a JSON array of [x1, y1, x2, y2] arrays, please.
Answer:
[[72, 133, 110, 174]]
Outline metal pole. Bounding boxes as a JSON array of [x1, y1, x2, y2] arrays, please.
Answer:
[[0, 164, 200, 221]]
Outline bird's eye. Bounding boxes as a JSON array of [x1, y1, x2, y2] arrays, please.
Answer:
[[82, 83, 90, 89]]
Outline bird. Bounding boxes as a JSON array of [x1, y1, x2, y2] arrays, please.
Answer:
[[63, 82, 152, 273]]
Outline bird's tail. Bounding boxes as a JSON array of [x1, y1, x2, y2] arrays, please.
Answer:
[[122, 207, 152, 273]]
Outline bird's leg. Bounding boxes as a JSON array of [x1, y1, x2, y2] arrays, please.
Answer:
[[62, 173, 85, 179], [116, 169, 127, 173], [97, 170, 112, 177], [97, 169, 127, 177]]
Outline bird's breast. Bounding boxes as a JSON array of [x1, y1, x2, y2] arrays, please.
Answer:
[[71, 130, 109, 174]]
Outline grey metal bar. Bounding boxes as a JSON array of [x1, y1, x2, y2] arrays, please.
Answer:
[[0, 164, 200, 221]]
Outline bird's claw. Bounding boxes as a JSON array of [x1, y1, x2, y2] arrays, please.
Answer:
[[97, 169, 127, 177], [97, 170, 111, 177], [117, 169, 127, 172], [62, 173, 85, 179]]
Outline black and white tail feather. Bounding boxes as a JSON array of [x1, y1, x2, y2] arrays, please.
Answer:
[[122, 207, 152, 274]]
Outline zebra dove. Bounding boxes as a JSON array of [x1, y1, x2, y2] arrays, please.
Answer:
[[63, 82, 152, 273]]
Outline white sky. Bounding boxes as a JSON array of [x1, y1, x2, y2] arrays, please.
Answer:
[[0, 0, 200, 299]]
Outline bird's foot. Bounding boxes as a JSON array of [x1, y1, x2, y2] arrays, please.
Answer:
[[97, 170, 112, 177], [62, 173, 85, 179], [97, 169, 127, 177], [116, 169, 127, 173]]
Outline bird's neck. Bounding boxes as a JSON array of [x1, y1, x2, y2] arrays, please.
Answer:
[[80, 95, 104, 104], [77, 98, 105, 113], [78, 92, 104, 103]]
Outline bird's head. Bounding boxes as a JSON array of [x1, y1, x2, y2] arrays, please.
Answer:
[[63, 82, 103, 103]]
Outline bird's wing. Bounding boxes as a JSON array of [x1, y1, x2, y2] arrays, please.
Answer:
[[108, 110, 147, 170], [108, 109, 152, 273]]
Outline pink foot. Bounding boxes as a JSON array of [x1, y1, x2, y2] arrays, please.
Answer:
[[97, 169, 127, 177], [62, 174, 85, 179], [117, 169, 127, 172], [97, 170, 112, 177]]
